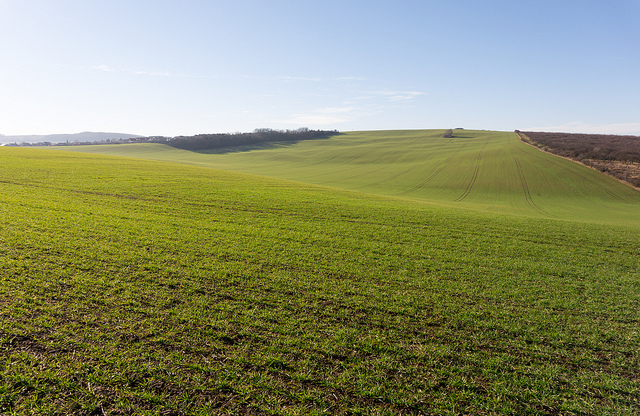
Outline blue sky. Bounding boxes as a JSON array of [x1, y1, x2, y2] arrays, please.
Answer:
[[1, 0, 639, 136]]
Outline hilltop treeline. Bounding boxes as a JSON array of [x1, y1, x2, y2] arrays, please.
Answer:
[[517, 131, 640, 187], [6, 128, 340, 149], [168, 128, 340, 151]]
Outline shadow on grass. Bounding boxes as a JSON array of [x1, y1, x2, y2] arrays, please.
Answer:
[[170, 133, 344, 155]]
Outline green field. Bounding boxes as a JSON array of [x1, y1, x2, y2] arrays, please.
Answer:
[[2, 131, 640, 414], [59, 130, 640, 224]]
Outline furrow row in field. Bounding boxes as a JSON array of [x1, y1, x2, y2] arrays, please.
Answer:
[[512, 156, 552, 217], [398, 142, 464, 196], [453, 164, 479, 202], [453, 136, 490, 202]]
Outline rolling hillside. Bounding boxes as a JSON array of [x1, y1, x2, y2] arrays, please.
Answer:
[[58, 129, 640, 225], [2, 134, 639, 414]]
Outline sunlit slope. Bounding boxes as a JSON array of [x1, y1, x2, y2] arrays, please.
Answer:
[[59, 130, 640, 224], [3, 148, 640, 413]]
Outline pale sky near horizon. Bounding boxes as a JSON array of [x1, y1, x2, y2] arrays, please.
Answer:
[[1, 0, 639, 137]]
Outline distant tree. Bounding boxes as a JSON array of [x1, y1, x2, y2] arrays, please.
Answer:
[[443, 129, 453, 138], [167, 129, 340, 151]]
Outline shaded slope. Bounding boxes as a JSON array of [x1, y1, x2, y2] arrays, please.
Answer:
[[56, 130, 640, 224]]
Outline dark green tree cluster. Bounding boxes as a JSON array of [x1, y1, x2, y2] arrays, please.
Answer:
[[168, 128, 340, 151]]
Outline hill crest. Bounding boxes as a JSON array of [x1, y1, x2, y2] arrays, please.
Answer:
[[0, 131, 142, 144]]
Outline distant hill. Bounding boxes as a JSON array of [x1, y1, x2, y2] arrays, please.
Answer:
[[0, 131, 142, 144]]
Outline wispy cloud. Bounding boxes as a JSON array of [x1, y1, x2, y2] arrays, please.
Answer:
[[93, 64, 117, 72], [277, 75, 367, 82], [285, 114, 352, 125], [371, 90, 426, 101], [318, 106, 354, 114], [352, 90, 426, 103], [332, 76, 367, 81], [133, 70, 172, 77], [278, 75, 323, 82], [280, 106, 354, 125], [524, 122, 640, 135], [91, 65, 172, 77], [266, 79, 424, 127]]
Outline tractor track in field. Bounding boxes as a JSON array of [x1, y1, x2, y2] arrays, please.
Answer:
[[397, 139, 464, 196], [0, 179, 146, 201], [417, 144, 463, 189], [453, 139, 489, 202], [402, 161, 449, 195], [453, 164, 479, 202], [512, 156, 553, 217]]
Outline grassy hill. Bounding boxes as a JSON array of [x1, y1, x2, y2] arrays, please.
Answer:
[[1, 133, 639, 414], [58, 129, 640, 225]]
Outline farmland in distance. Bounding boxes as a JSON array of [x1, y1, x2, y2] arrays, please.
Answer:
[[59, 129, 640, 225]]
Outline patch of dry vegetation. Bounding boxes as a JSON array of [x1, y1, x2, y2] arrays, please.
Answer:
[[517, 130, 640, 188]]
